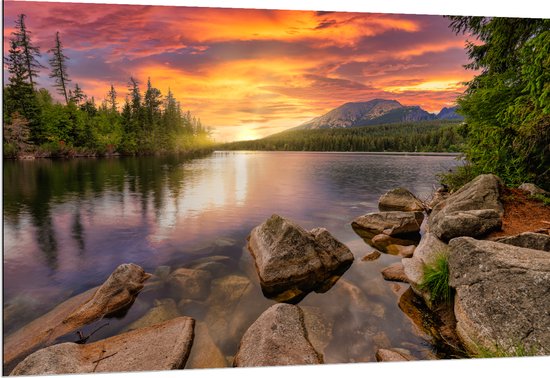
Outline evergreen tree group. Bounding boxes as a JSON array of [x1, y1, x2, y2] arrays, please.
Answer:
[[447, 16, 550, 190], [3, 14, 212, 158], [221, 120, 466, 152]]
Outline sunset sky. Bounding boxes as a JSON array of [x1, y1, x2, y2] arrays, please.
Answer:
[[3, 1, 476, 141]]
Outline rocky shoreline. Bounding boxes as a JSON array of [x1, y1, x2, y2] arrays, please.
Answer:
[[4, 174, 550, 374]]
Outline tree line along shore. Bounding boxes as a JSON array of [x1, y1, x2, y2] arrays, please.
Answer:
[[3, 14, 214, 159]]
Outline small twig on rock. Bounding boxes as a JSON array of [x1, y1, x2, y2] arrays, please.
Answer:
[[75, 322, 110, 344], [92, 352, 117, 364]]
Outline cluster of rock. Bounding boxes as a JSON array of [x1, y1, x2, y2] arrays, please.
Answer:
[[352, 187, 425, 257], [7, 214, 356, 374], [6, 175, 549, 374], [395, 175, 549, 356]]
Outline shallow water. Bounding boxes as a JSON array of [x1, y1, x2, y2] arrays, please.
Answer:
[[3, 151, 459, 367]]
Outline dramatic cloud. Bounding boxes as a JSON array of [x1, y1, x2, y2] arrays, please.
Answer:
[[4, 1, 475, 141]]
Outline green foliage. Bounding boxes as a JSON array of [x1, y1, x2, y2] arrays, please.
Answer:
[[473, 342, 542, 358], [3, 14, 214, 159], [221, 120, 465, 152], [447, 17, 550, 191], [532, 193, 550, 206], [437, 162, 477, 192], [419, 251, 452, 305]]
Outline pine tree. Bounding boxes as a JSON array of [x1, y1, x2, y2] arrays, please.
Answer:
[[48, 31, 71, 105], [70, 83, 86, 105], [4, 39, 39, 132], [144, 77, 162, 131], [107, 84, 117, 111], [12, 14, 43, 90]]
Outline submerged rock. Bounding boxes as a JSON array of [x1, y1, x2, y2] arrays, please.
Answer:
[[4, 263, 151, 369], [185, 255, 233, 278], [352, 211, 424, 237], [375, 348, 416, 362], [448, 237, 550, 355], [362, 250, 381, 261], [185, 322, 228, 369], [247, 214, 354, 302], [301, 306, 334, 356], [429, 174, 503, 241], [10, 317, 194, 375], [494, 232, 550, 252], [233, 303, 323, 367], [168, 268, 212, 300], [123, 298, 180, 332], [204, 275, 259, 354], [378, 188, 425, 212]]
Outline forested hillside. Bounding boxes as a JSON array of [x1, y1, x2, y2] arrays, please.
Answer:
[[3, 14, 213, 158], [221, 120, 466, 152]]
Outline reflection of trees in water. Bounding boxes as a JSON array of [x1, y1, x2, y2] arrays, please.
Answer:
[[3, 154, 206, 271], [71, 209, 85, 253]]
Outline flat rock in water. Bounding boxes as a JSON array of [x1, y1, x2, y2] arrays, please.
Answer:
[[247, 214, 354, 302], [378, 187, 425, 212], [375, 348, 416, 362], [233, 303, 322, 367], [124, 298, 180, 332], [168, 268, 212, 300], [352, 211, 424, 237], [362, 250, 381, 261], [4, 263, 151, 370], [381, 263, 408, 283], [371, 233, 418, 249], [386, 244, 415, 258], [429, 174, 504, 241], [10, 317, 195, 375], [494, 232, 550, 252], [448, 237, 550, 355]]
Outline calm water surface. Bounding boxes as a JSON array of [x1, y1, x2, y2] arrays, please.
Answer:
[[3, 151, 459, 366]]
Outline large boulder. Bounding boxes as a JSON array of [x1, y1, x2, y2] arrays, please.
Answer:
[[495, 232, 550, 252], [10, 317, 194, 375], [247, 214, 354, 302], [429, 174, 504, 241], [233, 303, 322, 367], [4, 263, 151, 369], [378, 188, 425, 212], [352, 211, 424, 237], [448, 237, 550, 355]]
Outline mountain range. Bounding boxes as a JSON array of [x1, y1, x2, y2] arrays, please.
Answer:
[[295, 99, 462, 130]]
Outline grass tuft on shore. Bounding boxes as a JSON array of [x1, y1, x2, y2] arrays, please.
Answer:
[[419, 251, 452, 305]]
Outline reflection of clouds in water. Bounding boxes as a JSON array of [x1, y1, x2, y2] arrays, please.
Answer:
[[234, 153, 248, 206]]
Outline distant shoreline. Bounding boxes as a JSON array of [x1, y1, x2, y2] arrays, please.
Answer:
[[214, 150, 464, 157]]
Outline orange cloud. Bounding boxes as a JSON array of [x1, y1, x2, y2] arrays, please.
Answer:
[[4, 1, 475, 141]]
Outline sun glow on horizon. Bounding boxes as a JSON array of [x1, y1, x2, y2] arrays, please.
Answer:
[[3, 1, 475, 139]]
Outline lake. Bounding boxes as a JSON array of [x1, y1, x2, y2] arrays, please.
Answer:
[[3, 151, 460, 367]]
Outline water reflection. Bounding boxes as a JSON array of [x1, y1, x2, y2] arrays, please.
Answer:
[[3, 151, 459, 365]]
